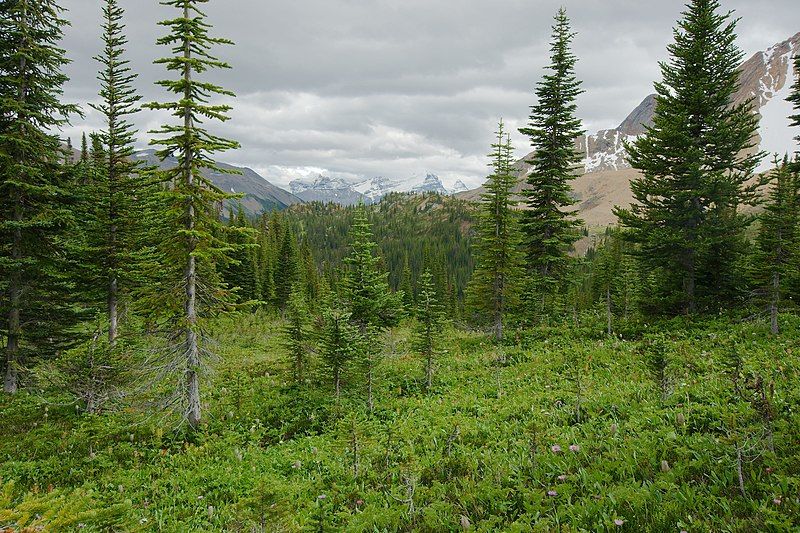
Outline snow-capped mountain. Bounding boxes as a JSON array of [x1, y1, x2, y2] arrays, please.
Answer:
[[575, 32, 800, 175], [460, 32, 800, 228], [289, 173, 466, 205]]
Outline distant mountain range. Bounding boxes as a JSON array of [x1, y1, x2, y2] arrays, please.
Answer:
[[289, 173, 468, 205], [133, 149, 303, 214], [459, 32, 800, 227]]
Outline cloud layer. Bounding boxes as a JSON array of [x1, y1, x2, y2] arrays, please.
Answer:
[[58, 0, 799, 188]]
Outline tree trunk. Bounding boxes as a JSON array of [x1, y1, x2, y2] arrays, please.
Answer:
[[334, 367, 341, 398], [4, 206, 22, 394], [685, 252, 696, 315], [367, 353, 374, 412], [182, 2, 201, 430], [770, 271, 779, 335], [426, 349, 432, 392], [606, 285, 612, 336], [109, 277, 118, 345]]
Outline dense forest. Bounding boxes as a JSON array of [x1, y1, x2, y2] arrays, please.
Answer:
[[1, 0, 800, 530]]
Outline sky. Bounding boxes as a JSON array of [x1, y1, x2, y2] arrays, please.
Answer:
[[58, 0, 799, 189]]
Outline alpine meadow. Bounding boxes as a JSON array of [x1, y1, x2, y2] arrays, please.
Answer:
[[4, 0, 800, 531]]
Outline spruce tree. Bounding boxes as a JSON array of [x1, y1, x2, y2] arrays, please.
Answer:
[[342, 206, 399, 411], [284, 287, 310, 385], [468, 120, 524, 341], [615, 0, 762, 314], [0, 0, 81, 393], [413, 269, 445, 392], [789, 52, 800, 145], [320, 304, 357, 398], [274, 226, 299, 311], [754, 159, 799, 334], [85, 0, 161, 344], [143, 0, 240, 429], [519, 8, 584, 293]]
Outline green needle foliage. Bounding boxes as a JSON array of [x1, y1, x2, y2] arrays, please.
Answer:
[[413, 269, 445, 392], [83, 0, 162, 344], [519, 7, 584, 295], [753, 159, 799, 335], [615, 0, 763, 315], [143, 0, 241, 430], [790, 53, 800, 144], [284, 287, 310, 385], [468, 120, 524, 341], [0, 0, 81, 394]]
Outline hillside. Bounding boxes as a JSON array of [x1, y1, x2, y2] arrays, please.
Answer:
[[133, 150, 303, 215], [459, 32, 800, 228]]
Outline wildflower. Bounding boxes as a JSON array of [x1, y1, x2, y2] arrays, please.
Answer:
[[551, 445, 562, 453], [610, 423, 618, 434], [318, 494, 327, 501], [356, 499, 364, 506], [569, 444, 580, 452], [557, 475, 567, 481], [773, 498, 782, 505], [547, 490, 558, 497], [614, 518, 625, 526], [292, 460, 302, 469], [765, 467, 774, 474]]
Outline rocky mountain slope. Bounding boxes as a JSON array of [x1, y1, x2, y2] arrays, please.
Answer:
[[290, 173, 464, 205], [460, 32, 800, 227], [133, 149, 303, 215]]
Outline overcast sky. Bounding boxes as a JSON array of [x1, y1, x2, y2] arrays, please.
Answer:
[[58, 0, 799, 188]]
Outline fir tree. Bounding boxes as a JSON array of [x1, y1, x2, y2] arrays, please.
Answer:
[[284, 288, 310, 385], [468, 120, 524, 341], [0, 0, 81, 393], [413, 269, 445, 392], [789, 52, 800, 146], [519, 8, 584, 294], [84, 0, 160, 344], [274, 225, 299, 311], [753, 159, 799, 334], [319, 304, 357, 398], [615, 0, 762, 314], [143, 0, 241, 430], [342, 206, 399, 411]]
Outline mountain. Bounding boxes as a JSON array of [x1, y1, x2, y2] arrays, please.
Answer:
[[459, 32, 800, 227], [133, 149, 303, 215], [289, 172, 465, 205]]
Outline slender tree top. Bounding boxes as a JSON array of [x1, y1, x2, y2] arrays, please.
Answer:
[[790, 53, 800, 148]]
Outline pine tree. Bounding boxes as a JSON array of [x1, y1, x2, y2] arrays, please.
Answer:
[[789, 52, 800, 146], [342, 206, 399, 411], [468, 120, 524, 341], [1, 0, 81, 393], [143, 0, 241, 430], [284, 287, 310, 385], [615, 0, 762, 314], [754, 159, 799, 334], [413, 269, 445, 392], [519, 8, 584, 294], [84, 0, 161, 344], [274, 225, 299, 311], [399, 255, 414, 311], [319, 304, 357, 398]]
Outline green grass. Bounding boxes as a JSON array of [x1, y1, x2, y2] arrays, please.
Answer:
[[1, 313, 800, 531]]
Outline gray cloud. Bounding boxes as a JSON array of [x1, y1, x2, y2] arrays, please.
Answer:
[[58, 0, 799, 188]]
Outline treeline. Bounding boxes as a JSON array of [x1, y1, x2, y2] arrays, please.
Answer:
[[468, 2, 800, 339]]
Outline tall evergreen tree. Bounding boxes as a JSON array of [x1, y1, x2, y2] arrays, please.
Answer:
[[342, 206, 399, 411], [143, 0, 240, 430], [753, 159, 799, 334], [0, 0, 81, 393], [319, 304, 357, 399], [468, 120, 524, 341], [85, 0, 158, 344], [274, 225, 299, 311], [284, 287, 310, 385], [413, 269, 444, 392], [519, 8, 584, 293], [789, 52, 800, 146], [615, 0, 762, 314]]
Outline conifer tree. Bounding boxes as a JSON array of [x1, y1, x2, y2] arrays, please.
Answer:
[[754, 159, 799, 334], [274, 226, 299, 311], [1, 0, 81, 393], [399, 255, 414, 311], [468, 120, 524, 341], [85, 0, 159, 344], [413, 269, 445, 392], [342, 206, 399, 411], [789, 53, 800, 146], [284, 287, 310, 385], [519, 8, 584, 294], [615, 0, 762, 314], [320, 304, 357, 398], [143, 0, 240, 429]]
